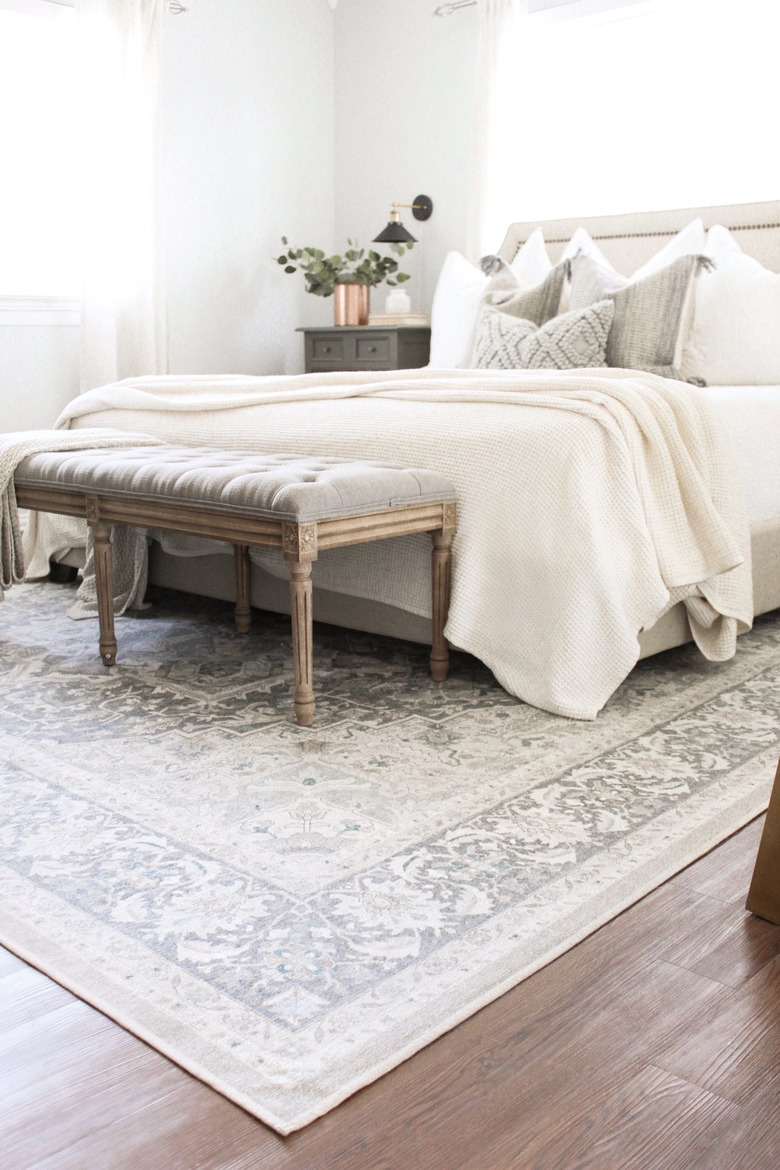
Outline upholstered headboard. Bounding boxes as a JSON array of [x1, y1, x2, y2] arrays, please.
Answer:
[[497, 200, 780, 273]]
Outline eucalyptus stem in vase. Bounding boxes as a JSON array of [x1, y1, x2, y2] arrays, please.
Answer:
[[276, 238, 413, 325]]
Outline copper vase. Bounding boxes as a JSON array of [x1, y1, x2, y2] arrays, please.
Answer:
[[333, 283, 369, 326]]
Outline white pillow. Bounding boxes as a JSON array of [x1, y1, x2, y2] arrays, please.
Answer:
[[509, 226, 552, 285], [561, 227, 613, 269], [683, 224, 780, 386], [560, 219, 706, 274], [428, 251, 488, 368], [428, 229, 551, 368], [631, 218, 706, 280]]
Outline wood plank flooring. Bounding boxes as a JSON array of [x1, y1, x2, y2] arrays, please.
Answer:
[[1, 817, 779, 1170]]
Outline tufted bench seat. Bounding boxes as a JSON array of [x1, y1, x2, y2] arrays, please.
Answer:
[[14, 445, 458, 726]]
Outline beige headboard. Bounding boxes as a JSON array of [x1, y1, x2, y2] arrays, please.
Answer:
[[497, 200, 780, 274]]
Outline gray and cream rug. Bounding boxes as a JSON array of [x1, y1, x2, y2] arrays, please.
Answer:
[[1, 581, 778, 1133]]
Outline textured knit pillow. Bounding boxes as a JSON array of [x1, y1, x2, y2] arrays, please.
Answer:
[[483, 260, 568, 326], [568, 251, 708, 379], [471, 299, 614, 370]]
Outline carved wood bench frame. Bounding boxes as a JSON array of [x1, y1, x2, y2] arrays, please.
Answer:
[[15, 482, 457, 727]]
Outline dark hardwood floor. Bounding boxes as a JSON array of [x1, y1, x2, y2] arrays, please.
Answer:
[[2, 817, 779, 1170]]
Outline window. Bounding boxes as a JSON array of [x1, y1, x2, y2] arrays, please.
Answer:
[[0, 0, 79, 297], [482, 0, 778, 249]]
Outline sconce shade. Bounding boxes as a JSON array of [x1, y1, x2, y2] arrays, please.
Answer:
[[374, 220, 417, 244], [373, 194, 433, 244]]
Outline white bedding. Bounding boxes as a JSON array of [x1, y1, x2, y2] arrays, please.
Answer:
[[22, 367, 754, 721], [699, 385, 780, 525]]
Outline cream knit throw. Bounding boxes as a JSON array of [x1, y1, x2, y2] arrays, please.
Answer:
[[24, 368, 752, 719], [1, 428, 163, 606]]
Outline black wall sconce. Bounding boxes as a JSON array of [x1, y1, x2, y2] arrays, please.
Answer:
[[373, 195, 434, 244]]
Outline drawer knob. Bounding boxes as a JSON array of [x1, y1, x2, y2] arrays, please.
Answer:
[[323, 345, 331, 353]]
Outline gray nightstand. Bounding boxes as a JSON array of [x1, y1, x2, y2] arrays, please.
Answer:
[[298, 325, 431, 373]]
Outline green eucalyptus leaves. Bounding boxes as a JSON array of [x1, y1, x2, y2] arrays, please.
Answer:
[[276, 238, 413, 297]]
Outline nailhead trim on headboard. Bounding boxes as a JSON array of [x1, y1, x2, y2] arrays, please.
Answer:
[[515, 222, 780, 250], [724, 223, 780, 231]]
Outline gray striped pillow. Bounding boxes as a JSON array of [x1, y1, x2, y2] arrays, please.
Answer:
[[483, 259, 568, 327], [568, 251, 707, 380]]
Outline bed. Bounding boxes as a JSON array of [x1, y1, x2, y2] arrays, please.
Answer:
[[491, 198, 780, 656], [23, 201, 780, 719]]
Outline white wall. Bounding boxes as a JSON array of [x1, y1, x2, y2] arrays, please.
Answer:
[[161, 0, 336, 375], [333, 0, 477, 317], [1, 0, 338, 432], [3, 0, 485, 431], [0, 313, 79, 431]]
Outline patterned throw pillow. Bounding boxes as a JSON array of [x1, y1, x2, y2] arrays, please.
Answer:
[[568, 251, 710, 380], [483, 259, 568, 327], [471, 299, 615, 370]]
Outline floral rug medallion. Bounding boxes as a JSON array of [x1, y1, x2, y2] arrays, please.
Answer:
[[1, 582, 778, 1133]]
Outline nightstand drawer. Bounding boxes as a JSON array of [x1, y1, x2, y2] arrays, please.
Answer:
[[312, 336, 346, 363], [299, 326, 430, 374], [355, 335, 390, 364]]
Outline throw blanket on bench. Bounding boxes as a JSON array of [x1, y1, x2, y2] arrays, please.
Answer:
[[1, 429, 163, 606], [22, 367, 752, 719]]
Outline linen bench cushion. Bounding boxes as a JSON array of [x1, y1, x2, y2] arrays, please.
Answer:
[[14, 444, 457, 727], [15, 447, 455, 523]]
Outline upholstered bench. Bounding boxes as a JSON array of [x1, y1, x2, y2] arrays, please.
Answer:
[[14, 446, 458, 726]]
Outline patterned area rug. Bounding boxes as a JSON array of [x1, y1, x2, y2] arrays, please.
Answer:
[[1, 581, 778, 1134]]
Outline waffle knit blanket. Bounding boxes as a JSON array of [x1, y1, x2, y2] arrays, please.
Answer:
[[1, 428, 165, 607], [21, 367, 752, 719]]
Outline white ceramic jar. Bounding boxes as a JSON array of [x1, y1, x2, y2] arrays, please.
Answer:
[[384, 288, 411, 315]]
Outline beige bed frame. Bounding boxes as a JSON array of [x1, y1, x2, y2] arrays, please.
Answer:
[[151, 200, 780, 662]]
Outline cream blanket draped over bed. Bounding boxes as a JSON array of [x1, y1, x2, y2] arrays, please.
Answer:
[[23, 367, 752, 720]]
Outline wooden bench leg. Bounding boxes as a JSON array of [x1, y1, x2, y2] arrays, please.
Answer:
[[289, 562, 315, 727], [746, 757, 780, 924], [234, 543, 251, 633], [92, 521, 117, 667], [430, 529, 453, 682]]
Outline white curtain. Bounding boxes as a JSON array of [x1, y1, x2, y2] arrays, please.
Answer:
[[468, 0, 527, 261], [76, 0, 168, 391]]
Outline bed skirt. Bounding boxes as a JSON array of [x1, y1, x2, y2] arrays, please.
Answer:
[[144, 516, 779, 666]]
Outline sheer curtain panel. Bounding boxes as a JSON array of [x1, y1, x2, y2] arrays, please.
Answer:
[[77, 0, 168, 390], [471, 0, 780, 256], [468, 0, 527, 261]]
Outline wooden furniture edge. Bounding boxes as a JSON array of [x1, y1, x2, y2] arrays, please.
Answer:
[[746, 756, 780, 924], [15, 482, 457, 728], [14, 485, 453, 549]]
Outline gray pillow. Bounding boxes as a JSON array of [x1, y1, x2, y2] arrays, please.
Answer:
[[471, 299, 615, 370], [568, 251, 709, 380], [483, 259, 568, 327]]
